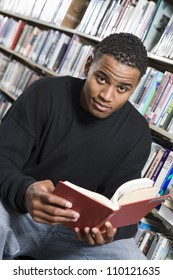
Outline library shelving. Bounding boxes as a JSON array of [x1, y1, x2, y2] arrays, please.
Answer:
[[0, 0, 173, 259]]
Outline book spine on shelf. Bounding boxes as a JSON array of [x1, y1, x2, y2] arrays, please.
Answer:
[[76, 0, 98, 33], [150, 74, 173, 125], [159, 98, 173, 130], [9, 20, 25, 50], [151, 235, 170, 260], [89, 0, 111, 36], [145, 148, 165, 179], [146, 72, 172, 123], [154, 151, 173, 189], [137, 70, 164, 116], [46, 33, 70, 70], [143, 0, 173, 52], [151, 148, 170, 182]]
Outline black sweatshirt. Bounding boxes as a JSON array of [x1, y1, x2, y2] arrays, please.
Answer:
[[0, 76, 151, 239]]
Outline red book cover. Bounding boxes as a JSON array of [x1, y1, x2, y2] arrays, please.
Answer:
[[53, 179, 170, 230], [10, 20, 25, 50], [53, 181, 113, 229]]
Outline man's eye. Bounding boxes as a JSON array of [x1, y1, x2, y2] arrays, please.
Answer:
[[97, 76, 106, 84], [117, 86, 128, 93]]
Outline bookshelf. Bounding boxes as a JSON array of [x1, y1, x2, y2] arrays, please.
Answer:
[[0, 0, 173, 258], [0, 1, 172, 139], [149, 123, 173, 143], [151, 208, 173, 234]]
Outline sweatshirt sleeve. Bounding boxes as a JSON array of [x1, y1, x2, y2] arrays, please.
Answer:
[[0, 78, 53, 212], [0, 115, 36, 212]]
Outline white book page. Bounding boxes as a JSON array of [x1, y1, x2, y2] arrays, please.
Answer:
[[111, 178, 154, 205]]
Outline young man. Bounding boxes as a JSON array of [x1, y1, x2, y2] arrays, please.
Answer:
[[0, 33, 151, 259]]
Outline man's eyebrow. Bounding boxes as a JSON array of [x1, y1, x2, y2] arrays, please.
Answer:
[[95, 70, 110, 80], [118, 82, 133, 88]]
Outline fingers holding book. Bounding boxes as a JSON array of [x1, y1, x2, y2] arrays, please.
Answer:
[[74, 222, 117, 246]]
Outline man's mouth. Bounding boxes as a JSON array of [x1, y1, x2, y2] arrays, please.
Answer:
[[93, 99, 111, 112]]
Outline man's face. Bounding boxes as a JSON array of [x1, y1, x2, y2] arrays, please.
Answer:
[[81, 54, 141, 119]]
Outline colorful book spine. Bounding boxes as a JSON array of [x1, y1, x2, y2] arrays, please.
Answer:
[[159, 164, 173, 195], [151, 148, 170, 182], [138, 70, 164, 116]]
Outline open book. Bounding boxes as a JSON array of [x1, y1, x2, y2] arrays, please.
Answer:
[[53, 178, 170, 230]]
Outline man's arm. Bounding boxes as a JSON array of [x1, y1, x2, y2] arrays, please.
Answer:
[[0, 114, 37, 211], [23, 179, 80, 225]]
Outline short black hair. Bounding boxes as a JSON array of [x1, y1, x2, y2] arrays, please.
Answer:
[[93, 33, 148, 78]]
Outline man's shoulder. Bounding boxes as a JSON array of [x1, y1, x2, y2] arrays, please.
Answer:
[[127, 101, 149, 128], [21, 76, 83, 102], [27, 75, 82, 90]]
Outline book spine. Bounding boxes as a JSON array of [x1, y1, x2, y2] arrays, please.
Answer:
[[77, 0, 98, 32], [166, 117, 173, 133], [22, 27, 40, 57], [134, 68, 156, 109], [19, 26, 34, 55], [44, 31, 62, 67], [157, 97, 173, 128], [14, 24, 30, 53], [151, 148, 170, 182], [139, 231, 151, 252], [145, 148, 165, 179], [47, 33, 69, 70], [144, 0, 173, 51], [146, 232, 161, 259], [89, 0, 111, 36], [53, 39, 71, 72], [159, 99, 173, 130], [159, 165, 173, 195], [154, 151, 173, 189], [142, 231, 156, 256], [9, 20, 25, 50], [96, 0, 117, 37], [151, 75, 173, 125], [151, 236, 169, 260], [146, 72, 171, 123], [138, 71, 164, 116]]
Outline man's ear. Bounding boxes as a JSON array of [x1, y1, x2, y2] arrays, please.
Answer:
[[84, 55, 93, 76]]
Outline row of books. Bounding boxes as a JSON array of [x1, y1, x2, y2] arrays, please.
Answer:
[[1, 0, 173, 56], [138, 140, 173, 256], [143, 0, 173, 52], [77, 0, 156, 39], [77, 0, 173, 53], [0, 15, 94, 77], [130, 67, 173, 134], [0, 0, 156, 41], [142, 141, 173, 194], [151, 13, 173, 59], [0, 92, 12, 121], [0, 15, 25, 49], [135, 217, 173, 259], [0, 0, 89, 29], [0, 52, 41, 98], [1, 16, 172, 131]]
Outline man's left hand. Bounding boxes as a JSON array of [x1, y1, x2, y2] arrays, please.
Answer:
[[74, 222, 117, 245]]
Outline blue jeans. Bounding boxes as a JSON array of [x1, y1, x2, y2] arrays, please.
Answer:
[[0, 201, 146, 260]]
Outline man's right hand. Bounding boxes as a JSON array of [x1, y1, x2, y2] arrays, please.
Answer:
[[23, 179, 80, 225]]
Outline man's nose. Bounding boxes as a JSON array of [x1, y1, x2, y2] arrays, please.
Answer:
[[99, 86, 114, 101]]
